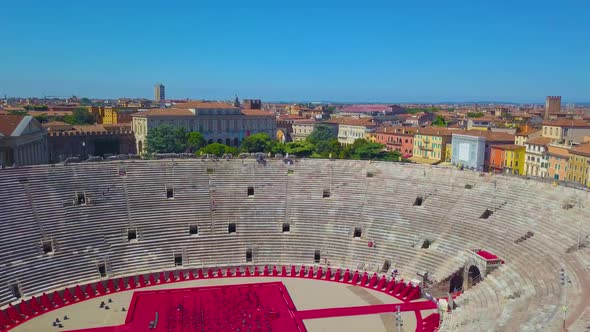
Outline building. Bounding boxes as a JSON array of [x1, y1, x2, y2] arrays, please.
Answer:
[[412, 128, 453, 162], [567, 143, 590, 187], [451, 133, 486, 171], [547, 146, 570, 181], [0, 115, 49, 166], [489, 145, 525, 175], [466, 117, 498, 131], [524, 137, 552, 178], [154, 83, 165, 102], [541, 119, 590, 144], [544, 96, 561, 120], [451, 131, 515, 171], [398, 112, 436, 127], [44, 122, 135, 162], [242, 99, 262, 110], [514, 126, 541, 145], [276, 114, 308, 142], [101, 107, 138, 124], [329, 118, 378, 145], [372, 126, 416, 157], [131, 101, 276, 154]]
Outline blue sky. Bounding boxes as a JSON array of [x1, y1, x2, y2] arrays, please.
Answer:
[[1, 0, 589, 103]]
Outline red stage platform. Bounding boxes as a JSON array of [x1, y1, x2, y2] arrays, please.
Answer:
[[69, 282, 305, 332]]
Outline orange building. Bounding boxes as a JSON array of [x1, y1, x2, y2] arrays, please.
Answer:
[[489, 144, 525, 175], [547, 146, 570, 181]]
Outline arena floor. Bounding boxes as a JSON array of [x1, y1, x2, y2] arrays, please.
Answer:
[[10, 277, 437, 332]]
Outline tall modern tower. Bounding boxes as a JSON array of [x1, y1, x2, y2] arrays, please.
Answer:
[[544, 96, 561, 120], [154, 83, 165, 102]]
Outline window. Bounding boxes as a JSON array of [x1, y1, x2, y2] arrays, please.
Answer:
[[97, 263, 107, 278], [127, 228, 137, 241], [228, 223, 236, 234], [246, 249, 253, 262], [42, 239, 53, 254], [480, 209, 493, 219], [247, 187, 254, 197], [166, 187, 174, 199], [282, 223, 290, 233], [189, 224, 198, 235], [464, 184, 473, 189], [413, 196, 423, 206], [353, 227, 362, 238], [287, 169, 294, 175], [76, 192, 86, 205], [421, 239, 433, 249], [382, 260, 391, 273], [10, 284, 21, 299], [322, 189, 331, 198], [174, 253, 183, 266], [207, 168, 214, 174], [366, 172, 374, 178], [314, 250, 321, 264]]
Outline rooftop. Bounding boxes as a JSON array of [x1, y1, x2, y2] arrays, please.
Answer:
[[492, 144, 524, 151], [542, 119, 590, 128], [547, 146, 570, 158], [131, 108, 194, 117], [0, 115, 26, 136], [174, 101, 238, 109], [526, 137, 553, 146], [569, 143, 590, 157]]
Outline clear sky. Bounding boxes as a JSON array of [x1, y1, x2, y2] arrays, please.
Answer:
[[1, 0, 589, 103]]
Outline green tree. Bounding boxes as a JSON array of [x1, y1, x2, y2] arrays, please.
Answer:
[[186, 132, 206, 152], [240, 132, 272, 153], [307, 124, 337, 144], [24, 105, 48, 111], [467, 112, 484, 118], [197, 143, 237, 156], [432, 115, 448, 127], [33, 113, 49, 123], [80, 98, 93, 106], [285, 140, 315, 157], [146, 125, 188, 154], [8, 110, 28, 116], [347, 139, 401, 161], [63, 108, 95, 125]]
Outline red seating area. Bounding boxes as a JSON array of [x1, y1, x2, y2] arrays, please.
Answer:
[[122, 282, 302, 332], [0, 265, 436, 332], [476, 250, 498, 260]]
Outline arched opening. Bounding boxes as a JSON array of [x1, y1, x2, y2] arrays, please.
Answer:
[[217, 139, 222, 144], [449, 272, 464, 293], [226, 138, 231, 146], [468, 265, 481, 286], [234, 137, 239, 146], [208, 139, 213, 144], [137, 141, 143, 154]]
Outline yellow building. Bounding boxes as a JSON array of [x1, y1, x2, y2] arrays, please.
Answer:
[[502, 145, 525, 175], [445, 143, 452, 162], [567, 143, 590, 187], [412, 128, 453, 162], [102, 108, 137, 124]]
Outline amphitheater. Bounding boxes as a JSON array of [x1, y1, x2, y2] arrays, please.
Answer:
[[0, 157, 589, 332]]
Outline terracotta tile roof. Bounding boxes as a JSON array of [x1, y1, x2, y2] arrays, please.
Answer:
[[325, 117, 377, 127], [526, 137, 553, 146], [131, 108, 194, 117], [174, 101, 238, 109], [547, 146, 570, 158], [453, 130, 515, 142], [414, 127, 454, 136], [0, 115, 25, 136], [569, 143, 590, 157], [375, 126, 417, 135], [542, 119, 590, 127], [492, 144, 524, 151], [277, 114, 307, 121], [241, 109, 275, 116]]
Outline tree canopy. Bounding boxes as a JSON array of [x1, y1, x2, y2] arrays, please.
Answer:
[[197, 143, 237, 156], [240, 132, 273, 153], [145, 125, 188, 154], [467, 112, 484, 118], [344, 139, 401, 161], [432, 115, 448, 127], [8, 110, 28, 116], [186, 132, 206, 152], [63, 108, 95, 125], [24, 105, 48, 111]]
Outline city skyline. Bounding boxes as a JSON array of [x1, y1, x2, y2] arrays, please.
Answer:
[[1, 0, 589, 102]]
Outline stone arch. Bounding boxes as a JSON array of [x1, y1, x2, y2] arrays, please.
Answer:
[[449, 272, 464, 293], [468, 265, 482, 286]]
